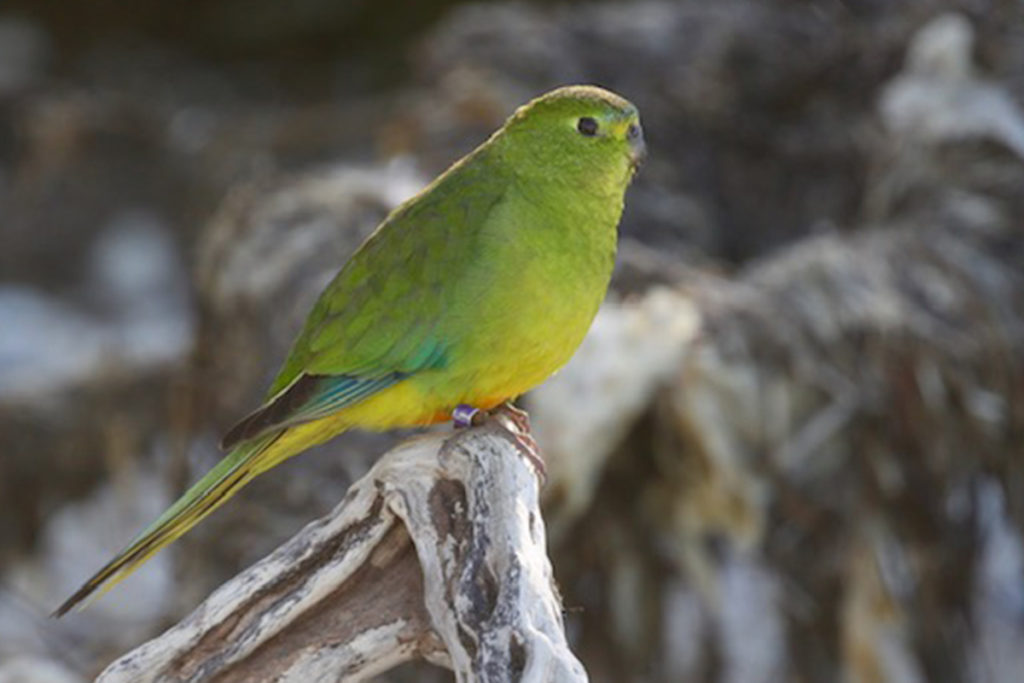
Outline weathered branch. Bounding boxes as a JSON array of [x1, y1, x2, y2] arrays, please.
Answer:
[[96, 415, 586, 683]]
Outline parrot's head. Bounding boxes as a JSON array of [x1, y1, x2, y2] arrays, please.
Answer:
[[497, 85, 645, 195]]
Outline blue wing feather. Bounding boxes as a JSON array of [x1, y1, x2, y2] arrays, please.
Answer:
[[219, 340, 448, 450]]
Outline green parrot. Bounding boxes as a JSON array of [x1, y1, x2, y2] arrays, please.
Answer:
[[55, 84, 645, 616]]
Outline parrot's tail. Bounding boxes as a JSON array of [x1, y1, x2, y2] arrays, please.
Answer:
[[52, 431, 283, 617]]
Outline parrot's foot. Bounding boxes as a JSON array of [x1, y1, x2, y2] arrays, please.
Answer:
[[491, 402, 546, 482], [449, 402, 546, 481], [496, 401, 531, 433], [510, 431, 546, 482]]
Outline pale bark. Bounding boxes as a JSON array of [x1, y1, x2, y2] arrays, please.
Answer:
[[97, 415, 585, 683]]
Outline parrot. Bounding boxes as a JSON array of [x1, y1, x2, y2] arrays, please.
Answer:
[[54, 84, 645, 617]]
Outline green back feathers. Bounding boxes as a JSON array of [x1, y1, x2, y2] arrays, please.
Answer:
[[265, 144, 508, 399]]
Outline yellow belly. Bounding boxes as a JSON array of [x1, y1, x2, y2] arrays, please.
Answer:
[[264, 311, 591, 469]]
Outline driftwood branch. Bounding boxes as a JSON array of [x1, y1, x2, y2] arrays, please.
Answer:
[[96, 415, 586, 682]]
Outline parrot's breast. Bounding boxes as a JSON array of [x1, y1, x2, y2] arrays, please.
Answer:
[[431, 186, 621, 408]]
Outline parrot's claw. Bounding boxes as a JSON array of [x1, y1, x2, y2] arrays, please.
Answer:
[[497, 401, 532, 433], [491, 403, 546, 482], [510, 431, 546, 482]]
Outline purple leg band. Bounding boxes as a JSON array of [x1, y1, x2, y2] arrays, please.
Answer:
[[452, 404, 480, 428]]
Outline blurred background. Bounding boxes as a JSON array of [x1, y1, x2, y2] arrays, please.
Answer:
[[2, 0, 1024, 681]]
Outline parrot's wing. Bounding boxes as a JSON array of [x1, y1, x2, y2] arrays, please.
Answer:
[[219, 372, 405, 449], [221, 154, 506, 450]]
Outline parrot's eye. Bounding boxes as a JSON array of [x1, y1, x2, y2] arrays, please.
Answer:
[[627, 123, 641, 140], [577, 117, 599, 137]]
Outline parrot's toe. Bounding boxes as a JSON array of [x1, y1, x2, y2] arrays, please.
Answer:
[[491, 403, 546, 482], [509, 431, 546, 482], [496, 401, 531, 433]]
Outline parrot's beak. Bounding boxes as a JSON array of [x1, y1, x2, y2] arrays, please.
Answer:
[[627, 124, 647, 168]]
